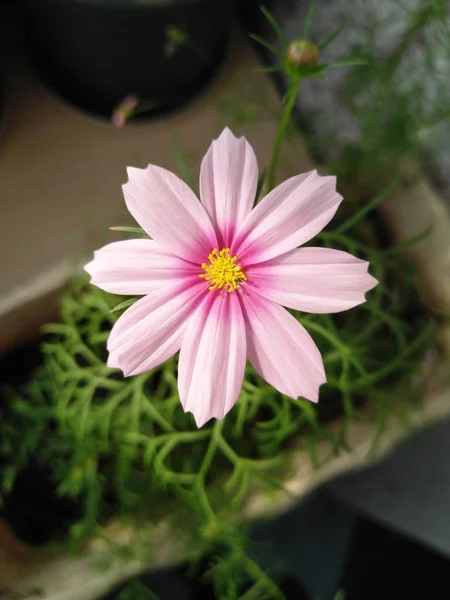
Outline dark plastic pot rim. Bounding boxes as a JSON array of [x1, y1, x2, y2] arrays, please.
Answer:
[[35, 0, 220, 9]]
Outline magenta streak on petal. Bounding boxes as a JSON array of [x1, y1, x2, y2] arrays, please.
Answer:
[[200, 128, 258, 249], [245, 247, 378, 314], [107, 277, 207, 376], [239, 287, 325, 402], [122, 164, 218, 263], [84, 238, 200, 295], [231, 171, 343, 265], [178, 290, 247, 427]]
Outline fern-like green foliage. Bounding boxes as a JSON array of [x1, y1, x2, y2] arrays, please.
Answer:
[[118, 580, 158, 600], [0, 6, 439, 596], [0, 189, 434, 598]]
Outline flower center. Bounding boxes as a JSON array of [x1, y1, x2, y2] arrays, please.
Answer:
[[199, 248, 247, 293]]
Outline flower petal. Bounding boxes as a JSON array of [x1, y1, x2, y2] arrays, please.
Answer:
[[199, 128, 258, 247], [232, 170, 342, 264], [246, 247, 378, 313], [107, 278, 206, 376], [178, 291, 247, 428], [122, 165, 218, 262], [240, 288, 326, 401], [84, 239, 199, 295]]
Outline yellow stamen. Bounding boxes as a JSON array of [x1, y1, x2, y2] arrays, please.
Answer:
[[199, 248, 247, 293]]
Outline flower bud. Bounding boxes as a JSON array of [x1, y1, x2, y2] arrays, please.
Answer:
[[287, 39, 319, 67]]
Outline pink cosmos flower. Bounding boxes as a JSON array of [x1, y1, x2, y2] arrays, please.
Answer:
[[85, 128, 377, 427]]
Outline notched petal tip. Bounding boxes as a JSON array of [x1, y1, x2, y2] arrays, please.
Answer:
[[106, 351, 121, 371], [313, 170, 342, 201], [217, 126, 235, 140], [191, 411, 212, 429], [359, 260, 379, 293], [125, 165, 145, 180], [84, 249, 106, 277], [364, 271, 379, 295], [190, 408, 228, 429], [301, 376, 326, 404], [284, 368, 325, 404], [213, 126, 252, 149], [123, 164, 161, 192], [83, 259, 94, 277]]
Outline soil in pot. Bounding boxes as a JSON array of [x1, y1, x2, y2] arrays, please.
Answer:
[[21, 0, 234, 120], [1, 462, 83, 546], [0, 338, 84, 546]]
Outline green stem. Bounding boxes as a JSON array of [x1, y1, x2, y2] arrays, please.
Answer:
[[267, 78, 301, 191], [385, 8, 434, 78], [195, 420, 224, 523]]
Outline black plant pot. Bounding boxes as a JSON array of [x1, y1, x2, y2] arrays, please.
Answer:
[[0, 76, 4, 140], [0, 2, 7, 139], [22, 0, 234, 119]]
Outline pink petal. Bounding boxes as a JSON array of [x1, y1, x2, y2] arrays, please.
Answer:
[[84, 239, 199, 295], [232, 170, 342, 264], [107, 278, 206, 376], [122, 165, 218, 262], [199, 128, 258, 247], [178, 291, 246, 428], [240, 288, 326, 401], [246, 247, 378, 313]]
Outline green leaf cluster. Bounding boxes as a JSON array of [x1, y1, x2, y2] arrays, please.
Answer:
[[0, 187, 434, 599]]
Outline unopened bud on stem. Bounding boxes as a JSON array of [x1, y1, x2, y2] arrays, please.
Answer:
[[287, 39, 319, 67]]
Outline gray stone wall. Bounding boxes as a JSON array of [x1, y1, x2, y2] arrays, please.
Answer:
[[267, 0, 450, 202]]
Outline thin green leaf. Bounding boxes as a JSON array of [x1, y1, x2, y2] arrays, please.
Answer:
[[255, 167, 267, 202], [336, 178, 401, 234], [109, 298, 139, 313], [260, 5, 289, 48], [326, 58, 367, 68], [171, 137, 193, 188], [109, 226, 146, 234], [383, 226, 433, 256], [253, 65, 284, 73], [319, 22, 347, 52], [119, 580, 158, 600], [302, 4, 315, 39], [249, 34, 283, 61]]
